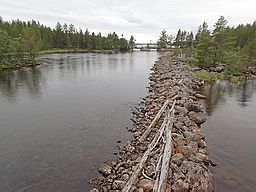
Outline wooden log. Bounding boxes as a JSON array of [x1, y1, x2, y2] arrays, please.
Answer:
[[139, 100, 169, 143], [122, 101, 176, 192], [153, 153, 163, 191], [156, 100, 176, 192], [121, 112, 169, 192]]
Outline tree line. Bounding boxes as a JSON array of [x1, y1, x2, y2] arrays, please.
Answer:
[[157, 16, 256, 73], [0, 16, 135, 69]]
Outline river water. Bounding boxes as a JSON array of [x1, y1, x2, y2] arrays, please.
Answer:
[[0, 52, 160, 192], [201, 79, 256, 192], [1, 53, 256, 192]]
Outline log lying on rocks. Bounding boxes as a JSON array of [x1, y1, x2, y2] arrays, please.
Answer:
[[122, 101, 176, 192], [156, 104, 175, 192], [139, 99, 169, 143]]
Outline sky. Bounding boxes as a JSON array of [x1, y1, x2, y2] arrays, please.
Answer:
[[0, 0, 255, 43]]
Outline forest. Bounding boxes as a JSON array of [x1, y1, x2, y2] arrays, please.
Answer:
[[157, 16, 256, 75], [0, 16, 135, 70]]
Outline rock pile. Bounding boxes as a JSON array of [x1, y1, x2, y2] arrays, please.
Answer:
[[90, 54, 215, 191]]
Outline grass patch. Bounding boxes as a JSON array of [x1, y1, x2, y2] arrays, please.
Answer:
[[181, 57, 200, 66], [193, 71, 224, 81]]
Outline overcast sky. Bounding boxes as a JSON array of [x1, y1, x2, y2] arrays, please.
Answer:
[[0, 0, 255, 42]]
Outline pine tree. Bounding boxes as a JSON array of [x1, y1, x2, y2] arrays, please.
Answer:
[[129, 35, 135, 51], [212, 16, 228, 65], [157, 29, 168, 49]]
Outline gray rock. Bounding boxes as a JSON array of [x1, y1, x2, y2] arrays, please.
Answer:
[[188, 111, 207, 125], [89, 188, 99, 192], [198, 139, 207, 148], [171, 179, 189, 192], [182, 145, 194, 157], [145, 165, 155, 177], [187, 103, 203, 112], [137, 179, 154, 191], [112, 180, 126, 190], [175, 106, 188, 115], [183, 130, 193, 140], [184, 119, 192, 127], [172, 133, 184, 142], [215, 66, 224, 72], [172, 153, 184, 166], [125, 143, 135, 153], [191, 132, 205, 141], [209, 159, 218, 166], [121, 173, 130, 181], [195, 93, 206, 99], [133, 131, 141, 138], [175, 122, 184, 129], [98, 163, 112, 176]]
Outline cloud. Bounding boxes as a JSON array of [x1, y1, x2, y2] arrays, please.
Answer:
[[0, 0, 255, 42]]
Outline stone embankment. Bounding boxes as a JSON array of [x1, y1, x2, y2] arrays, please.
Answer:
[[91, 54, 216, 191]]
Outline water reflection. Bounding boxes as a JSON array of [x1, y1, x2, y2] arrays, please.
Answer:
[[0, 67, 43, 102], [201, 79, 256, 192], [236, 80, 255, 107], [202, 79, 256, 115], [0, 52, 160, 192]]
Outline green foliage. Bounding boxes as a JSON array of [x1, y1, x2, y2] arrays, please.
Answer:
[[221, 50, 246, 68], [21, 28, 39, 58], [0, 29, 21, 66], [192, 16, 256, 72], [182, 57, 199, 66], [0, 16, 132, 70], [157, 29, 168, 49], [244, 38, 256, 66], [157, 29, 173, 50], [195, 25, 213, 67], [129, 35, 135, 50], [119, 35, 129, 52], [174, 29, 194, 48]]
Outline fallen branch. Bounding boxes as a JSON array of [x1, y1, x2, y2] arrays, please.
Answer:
[[122, 101, 176, 192], [139, 100, 169, 143], [122, 112, 168, 192], [139, 96, 177, 143], [153, 150, 163, 191], [156, 100, 176, 192]]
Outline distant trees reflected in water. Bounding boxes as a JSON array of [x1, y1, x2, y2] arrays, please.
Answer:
[[0, 67, 43, 102], [0, 53, 143, 102], [201, 79, 256, 115]]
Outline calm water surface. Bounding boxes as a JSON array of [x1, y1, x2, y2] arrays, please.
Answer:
[[0, 52, 160, 192], [1, 54, 256, 192], [201, 79, 256, 192]]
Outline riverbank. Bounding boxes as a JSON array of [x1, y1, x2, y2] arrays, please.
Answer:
[[91, 54, 216, 191], [0, 59, 41, 71], [182, 58, 256, 83], [38, 49, 121, 55], [0, 49, 128, 71]]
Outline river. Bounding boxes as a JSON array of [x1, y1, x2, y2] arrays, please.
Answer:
[[1, 53, 256, 191], [0, 52, 160, 192], [201, 79, 256, 192]]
